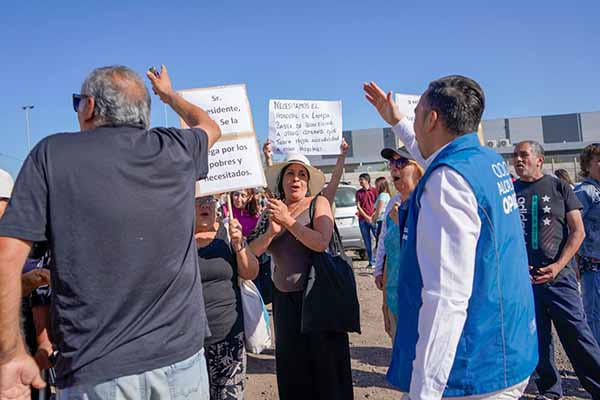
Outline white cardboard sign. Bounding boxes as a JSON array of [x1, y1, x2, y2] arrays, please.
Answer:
[[394, 93, 420, 124], [268, 99, 342, 155], [178, 84, 265, 195], [179, 85, 254, 136]]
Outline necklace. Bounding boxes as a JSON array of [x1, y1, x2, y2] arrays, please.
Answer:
[[286, 197, 309, 217]]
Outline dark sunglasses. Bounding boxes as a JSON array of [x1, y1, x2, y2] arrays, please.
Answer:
[[388, 158, 411, 169], [72, 93, 89, 112]]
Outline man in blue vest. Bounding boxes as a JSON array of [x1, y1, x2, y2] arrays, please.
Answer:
[[364, 76, 538, 399]]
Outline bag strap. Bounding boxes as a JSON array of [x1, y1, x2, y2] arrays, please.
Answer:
[[308, 194, 345, 256]]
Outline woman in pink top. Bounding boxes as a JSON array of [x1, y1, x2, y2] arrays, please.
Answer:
[[231, 189, 261, 237]]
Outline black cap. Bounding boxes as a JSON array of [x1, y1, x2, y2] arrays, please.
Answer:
[[380, 146, 414, 161]]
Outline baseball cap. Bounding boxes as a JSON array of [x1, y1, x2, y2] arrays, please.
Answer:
[[380, 146, 414, 161]]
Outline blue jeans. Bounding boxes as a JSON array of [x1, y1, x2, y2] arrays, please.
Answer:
[[359, 220, 376, 265], [532, 268, 600, 398], [582, 270, 600, 345], [57, 349, 209, 400]]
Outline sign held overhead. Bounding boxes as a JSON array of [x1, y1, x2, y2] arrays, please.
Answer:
[[268, 99, 342, 155]]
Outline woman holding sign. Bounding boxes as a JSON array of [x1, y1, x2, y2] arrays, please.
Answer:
[[248, 154, 353, 400], [194, 185, 259, 400]]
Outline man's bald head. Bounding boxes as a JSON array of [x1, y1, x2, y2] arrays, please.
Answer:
[[80, 66, 151, 129]]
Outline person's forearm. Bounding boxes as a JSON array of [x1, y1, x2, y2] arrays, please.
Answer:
[[32, 305, 51, 346], [356, 204, 370, 220], [165, 92, 221, 147], [248, 232, 276, 258], [391, 117, 427, 167], [374, 221, 388, 277], [235, 247, 259, 281], [322, 153, 347, 204], [556, 229, 586, 269], [0, 269, 23, 362], [0, 240, 31, 361], [284, 220, 332, 253]]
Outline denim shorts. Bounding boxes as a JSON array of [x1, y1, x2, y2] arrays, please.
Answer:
[[57, 348, 209, 400]]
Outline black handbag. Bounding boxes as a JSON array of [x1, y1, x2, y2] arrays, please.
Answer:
[[301, 195, 361, 334]]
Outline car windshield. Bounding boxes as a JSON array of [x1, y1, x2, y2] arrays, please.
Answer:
[[335, 187, 356, 208]]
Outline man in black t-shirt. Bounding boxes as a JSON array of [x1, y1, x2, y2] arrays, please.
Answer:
[[0, 65, 221, 399], [513, 140, 600, 399]]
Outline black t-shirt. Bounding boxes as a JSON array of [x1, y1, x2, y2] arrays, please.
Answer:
[[514, 175, 582, 268], [0, 125, 210, 388], [197, 223, 243, 346]]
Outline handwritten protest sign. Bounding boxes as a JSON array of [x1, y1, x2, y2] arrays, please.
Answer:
[[394, 93, 420, 124], [179, 85, 254, 135], [178, 84, 265, 195], [268, 100, 342, 155]]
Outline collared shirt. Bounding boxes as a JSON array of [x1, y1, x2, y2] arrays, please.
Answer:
[[391, 119, 516, 400]]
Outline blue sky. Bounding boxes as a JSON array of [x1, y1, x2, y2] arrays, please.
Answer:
[[1, 0, 598, 176]]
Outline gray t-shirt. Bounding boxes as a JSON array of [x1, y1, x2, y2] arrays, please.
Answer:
[[0, 125, 210, 388]]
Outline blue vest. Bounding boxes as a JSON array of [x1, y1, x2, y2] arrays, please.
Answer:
[[387, 133, 538, 396]]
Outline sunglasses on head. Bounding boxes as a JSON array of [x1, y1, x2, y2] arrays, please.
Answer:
[[388, 158, 410, 169], [72, 93, 90, 112]]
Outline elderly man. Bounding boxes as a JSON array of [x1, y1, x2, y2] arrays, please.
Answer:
[[364, 76, 537, 399], [0, 65, 221, 399], [513, 140, 600, 399]]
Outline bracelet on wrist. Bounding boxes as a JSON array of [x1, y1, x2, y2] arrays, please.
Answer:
[[233, 239, 248, 253]]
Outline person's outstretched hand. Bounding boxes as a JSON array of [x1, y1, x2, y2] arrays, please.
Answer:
[[146, 65, 175, 104], [0, 351, 45, 400], [363, 82, 404, 126]]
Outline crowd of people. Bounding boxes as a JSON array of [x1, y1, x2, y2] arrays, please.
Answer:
[[0, 64, 599, 400]]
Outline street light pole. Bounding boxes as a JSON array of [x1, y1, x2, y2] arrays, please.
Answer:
[[22, 105, 34, 152]]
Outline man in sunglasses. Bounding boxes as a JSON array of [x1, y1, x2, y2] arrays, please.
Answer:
[[0, 65, 221, 399], [364, 76, 537, 399]]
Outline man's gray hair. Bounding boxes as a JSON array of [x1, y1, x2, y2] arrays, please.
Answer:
[[518, 140, 545, 157], [81, 66, 151, 129]]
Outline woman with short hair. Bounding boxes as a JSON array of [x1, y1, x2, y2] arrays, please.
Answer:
[[195, 189, 259, 400], [373, 147, 423, 340]]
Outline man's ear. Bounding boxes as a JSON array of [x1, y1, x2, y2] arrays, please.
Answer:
[[425, 109, 439, 134], [81, 96, 95, 123]]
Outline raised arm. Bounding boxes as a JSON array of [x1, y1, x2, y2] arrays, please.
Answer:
[[262, 140, 274, 167], [363, 82, 426, 167], [321, 138, 349, 205], [146, 65, 222, 148]]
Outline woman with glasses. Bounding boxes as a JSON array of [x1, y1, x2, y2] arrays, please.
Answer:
[[373, 147, 423, 341], [575, 143, 600, 345], [194, 186, 259, 400]]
